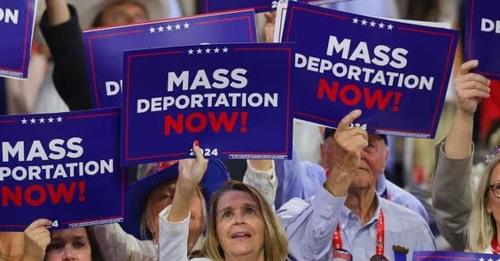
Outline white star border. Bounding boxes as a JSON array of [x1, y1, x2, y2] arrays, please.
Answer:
[[187, 46, 230, 55], [20, 115, 63, 125], [352, 17, 394, 31], [148, 21, 191, 34]]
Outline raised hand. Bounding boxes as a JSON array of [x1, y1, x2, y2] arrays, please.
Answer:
[[326, 110, 368, 196], [177, 141, 208, 191], [454, 60, 490, 116], [443, 60, 490, 159], [24, 219, 52, 260]]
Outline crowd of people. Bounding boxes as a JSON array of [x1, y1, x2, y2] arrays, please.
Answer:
[[0, 0, 499, 260]]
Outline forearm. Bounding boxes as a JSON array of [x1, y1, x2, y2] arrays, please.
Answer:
[[280, 188, 344, 261], [168, 184, 196, 222], [325, 166, 351, 197], [159, 208, 190, 261], [45, 0, 70, 25], [89, 224, 157, 260], [244, 160, 276, 208], [432, 141, 473, 250], [444, 110, 473, 159], [40, 4, 92, 110], [23, 240, 45, 261]]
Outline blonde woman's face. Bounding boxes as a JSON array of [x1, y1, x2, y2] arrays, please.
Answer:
[[487, 164, 500, 224], [45, 228, 91, 261], [215, 191, 265, 260]]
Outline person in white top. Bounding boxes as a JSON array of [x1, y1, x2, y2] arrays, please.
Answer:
[[160, 142, 288, 261]]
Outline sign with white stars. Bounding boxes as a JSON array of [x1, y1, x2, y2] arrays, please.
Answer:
[[121, 43, 294, 165], [281, 1, 458, 139], [0, 0, 37, 79], [413, 251, 500, 261], [83, 9, 257, 109], [0, 108, 125, 231], [465, 0, 500, 80]]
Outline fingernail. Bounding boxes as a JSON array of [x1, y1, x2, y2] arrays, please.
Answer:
[[194, 140, 200, 147]]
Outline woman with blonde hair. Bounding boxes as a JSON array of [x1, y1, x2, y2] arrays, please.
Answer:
[[467, 153, 500, 252], [160, 143, 288, 261], [431, 59, 495, 252]]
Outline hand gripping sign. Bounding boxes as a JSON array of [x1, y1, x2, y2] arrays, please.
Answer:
[[466, 0, 500, 79], [122, 43, 294, 165], [84, 9, 258, 109], [0, 109, 125, 231], [281, 2, 458, 138], [0, 0, 37, 79]]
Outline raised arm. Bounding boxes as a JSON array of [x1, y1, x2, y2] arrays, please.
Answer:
[[243, 160, 277, 208], [40, 0, 92, 110], [432, 60, 491, 250], [160, 143, 208, 261], [279, 110, 367, 261], [23, 219, 52, 261]]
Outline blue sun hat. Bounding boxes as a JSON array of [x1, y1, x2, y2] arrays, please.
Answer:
[[121, 159, 230, 239]]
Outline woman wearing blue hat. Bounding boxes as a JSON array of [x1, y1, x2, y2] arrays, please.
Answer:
[[88, 153, 231, 261], [160, 144, 288, 261]]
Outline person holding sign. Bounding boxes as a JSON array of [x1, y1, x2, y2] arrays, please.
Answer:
[[0, 219, 103, 261], [0, 221, 51, 261], [27, 220, 104, 261], [271, 130, 430, 223], [432, 60, 497, 253], [277, 110, 435, 261], [160, 143, 288, 261], [40, 0, 150, 111]]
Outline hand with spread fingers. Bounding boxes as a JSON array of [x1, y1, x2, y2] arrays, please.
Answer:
[[326, 110, 368, 196]]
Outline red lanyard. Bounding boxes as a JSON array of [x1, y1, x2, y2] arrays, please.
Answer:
[[332, 210, 385, 255], [491, 236, 500, 254]]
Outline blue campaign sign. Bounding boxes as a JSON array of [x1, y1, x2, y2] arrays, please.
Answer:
[[466, 0, 500, 80], [122, 43, 293, 165], [0, 0, 37, 79], [84, 9, 257, 109], [283, 2, 458, 138], [413, 251, 500, 260], [0, 109, 125, 231], [199, 0, 348, 13]]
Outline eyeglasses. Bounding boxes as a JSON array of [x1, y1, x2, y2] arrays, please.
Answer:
[[489, 183, 500, 199]]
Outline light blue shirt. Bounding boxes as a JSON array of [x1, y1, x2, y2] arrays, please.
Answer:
[[274, 154, 430, 223], [277, 188, 436, 261]]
